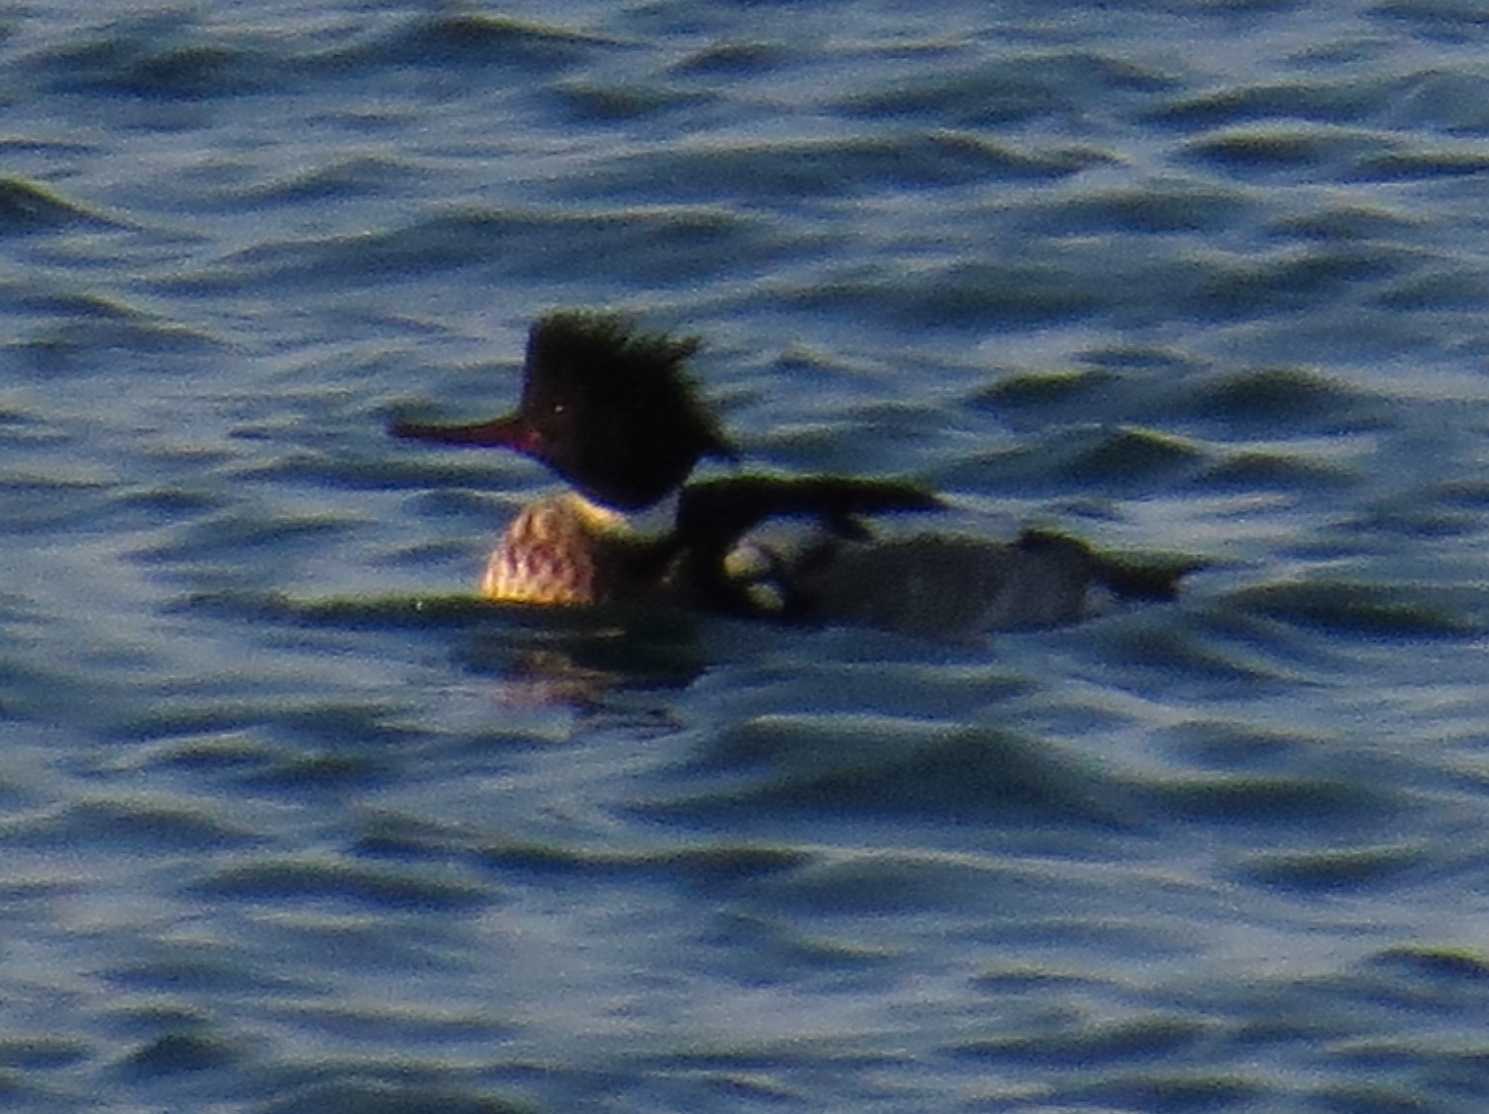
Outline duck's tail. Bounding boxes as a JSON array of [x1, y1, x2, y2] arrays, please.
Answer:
[[1017, 529, 1205, 602]]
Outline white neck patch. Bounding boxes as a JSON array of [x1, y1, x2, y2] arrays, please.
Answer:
[[562, 489, 680, 541]]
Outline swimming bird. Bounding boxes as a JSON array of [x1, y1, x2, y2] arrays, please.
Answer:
[[390, 311, 1197, 634]]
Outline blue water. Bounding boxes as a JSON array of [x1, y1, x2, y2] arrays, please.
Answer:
[[6, 2, 1489, 1110]]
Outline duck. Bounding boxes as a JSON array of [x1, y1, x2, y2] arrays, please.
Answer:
[[390, 310, 1198, 635]]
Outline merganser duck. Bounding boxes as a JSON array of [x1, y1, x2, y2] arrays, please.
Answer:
[[390, 311, 1198, 634]]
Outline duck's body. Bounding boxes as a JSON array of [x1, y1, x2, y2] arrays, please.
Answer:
[[480, 491, 673, 606], [476, 474, 954, 617], [391, 311, 1197, 634]]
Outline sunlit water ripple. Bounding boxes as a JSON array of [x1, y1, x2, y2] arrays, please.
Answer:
[[5, 1, 1489, 1111]]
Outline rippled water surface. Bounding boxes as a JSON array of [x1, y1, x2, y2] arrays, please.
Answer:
[[7, 1, 1489, 1111]]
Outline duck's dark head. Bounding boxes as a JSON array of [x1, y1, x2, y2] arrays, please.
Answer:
[[391, 311, 736, 510]]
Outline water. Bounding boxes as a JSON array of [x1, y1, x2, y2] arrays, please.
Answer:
[[5, 1, 1489, 1110]]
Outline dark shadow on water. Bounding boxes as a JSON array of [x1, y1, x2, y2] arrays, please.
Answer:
[[175, 589, 712, 706]]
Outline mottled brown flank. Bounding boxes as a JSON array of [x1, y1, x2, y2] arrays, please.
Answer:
[[482, 499, 601, 604]]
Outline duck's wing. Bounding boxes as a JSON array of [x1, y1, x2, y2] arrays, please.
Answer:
[[734, 529, 1205, 635], [678, 474, 943, 546], [674, 479, 1204, 630], [671, 474, 943, 615]]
